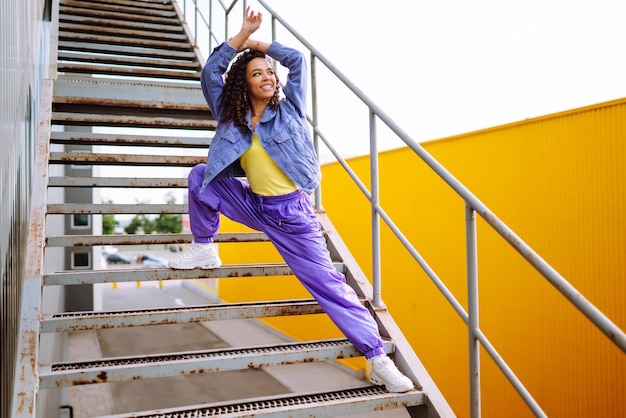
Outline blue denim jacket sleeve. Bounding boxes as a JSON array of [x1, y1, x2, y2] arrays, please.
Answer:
[[200, 42, 236, 120], [266, 42, 307, 117], [200, 41, 307, 120]]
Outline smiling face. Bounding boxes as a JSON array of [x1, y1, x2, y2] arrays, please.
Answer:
[[245, 57, 277, 102]]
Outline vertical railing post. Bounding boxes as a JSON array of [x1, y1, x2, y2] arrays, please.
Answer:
[[208, 0, 213, 53], [310, 54, 321, 211], [370, 111, 381, 307], [223, 6, 228, 42], [466, 203, 480, 417], [193, 0, 198, 48]]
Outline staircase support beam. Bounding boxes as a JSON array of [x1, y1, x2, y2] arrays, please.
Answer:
[[11, 79, 54, 418]]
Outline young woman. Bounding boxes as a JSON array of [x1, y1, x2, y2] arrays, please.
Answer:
[[169, 6, 413, 393]]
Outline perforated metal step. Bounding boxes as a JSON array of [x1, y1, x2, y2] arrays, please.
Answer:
[[42, 263, 346, 286], [39, 339, 394, 389], [45, 232, 268, 247], [103, 386, 425, 418], [41, 299, 326, 332], [50, 131, 210, 147]]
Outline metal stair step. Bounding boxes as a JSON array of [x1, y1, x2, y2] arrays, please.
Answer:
[[41, 299, 325, 332], [43, 262, 346, 285], [57, 62, 201, 80], [58, 40, 196, 60], [45, 232, 269, 247], [57, 51, 200, 71], [100, 387, 424, 418], [53, 77, 209, 111], [48, 202, 187, 214], [59, 5, 181, 28], [59, 14, 183, 33], [60, 2, 178, 22], [48, 176, 189, 188], [49, 152, 204, 167], [38, 339, 393, 389], [64, 0, 175, 12], [62, 0, 177, 17], [51, 111, 216, 129], [58, 30, 192, 51], [63, 0, 176, 7], [50, 131, 210, 147], [58, 22, 188, 42]]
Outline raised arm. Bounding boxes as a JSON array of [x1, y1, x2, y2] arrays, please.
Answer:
[[201, 7, 264, 118], [229, 6, 263, 51]]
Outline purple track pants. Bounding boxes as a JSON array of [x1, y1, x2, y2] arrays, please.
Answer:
[[187, 164, 386, 359]]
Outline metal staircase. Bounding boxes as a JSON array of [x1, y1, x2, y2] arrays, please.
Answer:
[[19, 0, 452, 416]]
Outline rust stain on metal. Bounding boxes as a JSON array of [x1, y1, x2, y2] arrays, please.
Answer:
[[52, 152, 204, 166], [56, 97, 209, 111], [14, 391, 33, 414], [72, 370, 109, 386], [19, 330, 38, 375], [52, 113, 217, 129]]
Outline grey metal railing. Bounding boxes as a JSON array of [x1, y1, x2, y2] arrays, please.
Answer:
[[183, 1, 626, 417]]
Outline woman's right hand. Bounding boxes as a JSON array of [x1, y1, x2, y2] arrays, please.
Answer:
[[228, 6, 262, 50], [241, 6, 262, 36]]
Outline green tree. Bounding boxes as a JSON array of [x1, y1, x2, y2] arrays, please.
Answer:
[[102, 214, 118, 235], [142, 216, 156, 234], [155, 193, 182, 233], [154, 213, 182, 233], [102, 200, 119, 234], [123, 194, 182, 234], [124, 215, 144, 234]]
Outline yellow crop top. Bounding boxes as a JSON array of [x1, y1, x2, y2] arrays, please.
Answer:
[[240, 132, 298, 196]]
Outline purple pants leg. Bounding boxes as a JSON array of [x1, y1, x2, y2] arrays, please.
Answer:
[[187, 164, 386, 359]]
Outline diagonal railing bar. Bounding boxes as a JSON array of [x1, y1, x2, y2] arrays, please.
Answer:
[[175, 1, 626, 417], [475, 327, 548, 417], [313, 120, 469, 320]]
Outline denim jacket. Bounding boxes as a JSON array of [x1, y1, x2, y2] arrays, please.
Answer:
[[200, 41, 321, 195]]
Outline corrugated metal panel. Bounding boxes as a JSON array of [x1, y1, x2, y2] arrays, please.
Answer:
[[320, 98, 626, 417], [430, 100, 626, 418], [1, 1, 45, 417]]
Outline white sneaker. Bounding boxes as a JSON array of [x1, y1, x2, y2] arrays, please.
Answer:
[[168, 243, 222, 270], [370, 355, 414, 393]]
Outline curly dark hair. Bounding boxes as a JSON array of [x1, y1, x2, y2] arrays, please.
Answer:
[[221, 49, 281, 129]]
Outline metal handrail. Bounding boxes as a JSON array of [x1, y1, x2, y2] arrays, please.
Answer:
[[176, 1, 626, 416]]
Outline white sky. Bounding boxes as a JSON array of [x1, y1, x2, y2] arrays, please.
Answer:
[[99, 0, 626, 205], [261, 0, 626, 141]]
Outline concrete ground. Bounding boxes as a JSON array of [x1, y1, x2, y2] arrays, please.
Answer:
[[68, 279, 411, 417]]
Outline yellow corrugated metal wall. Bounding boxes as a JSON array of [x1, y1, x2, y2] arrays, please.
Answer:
[[320, 98, 626, 417], [213, 97, 625, 417]]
